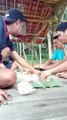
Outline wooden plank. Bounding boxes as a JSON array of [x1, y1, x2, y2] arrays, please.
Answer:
[[0, 98, 67, 120], [43, 116, 67, 120], [7, 86, 67, 103], [0, 76, 67, 120]]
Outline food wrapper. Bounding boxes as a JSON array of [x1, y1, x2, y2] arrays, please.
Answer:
[[17, 81, 36, 95]]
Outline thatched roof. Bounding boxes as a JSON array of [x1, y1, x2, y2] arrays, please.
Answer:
[[0, 0, 67, 43]]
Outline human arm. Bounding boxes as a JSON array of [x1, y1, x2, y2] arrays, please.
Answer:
[[10, 51, 40, 74], [43, 50, 57, 69], [43, 58, 53, 68], [41, 59, 67, 79], [45, 59, 65, 70], [8, 41, 40, 74]]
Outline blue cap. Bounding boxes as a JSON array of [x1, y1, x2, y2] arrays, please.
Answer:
[[56, 22, 67, 31], [4, 8, 26, 23]]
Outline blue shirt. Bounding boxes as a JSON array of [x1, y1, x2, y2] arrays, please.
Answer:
[[0, 16, 14, 53], [51, 48, 65, 60]]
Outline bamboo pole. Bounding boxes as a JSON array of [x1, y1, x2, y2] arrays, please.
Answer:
[[6, 0, 7, 10], [22, 43, 27, 60], [31, 41, 35, 66], [47, 31, 52, 58], [19, 43, 22, 56], [39, 44, 42, 66], [17, 43, 19, 53]]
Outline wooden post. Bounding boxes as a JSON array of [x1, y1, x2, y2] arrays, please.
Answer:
[[39, 44, 42, 66], [47, 31, 52, 58], [19, 43, 22, 56], [6, 0, 7, 10], [17, 43, 19, 53], [31, 41, 34, 66], [23, 43, 27, 60]]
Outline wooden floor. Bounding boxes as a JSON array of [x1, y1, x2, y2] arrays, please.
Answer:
[[0, 76, 67, 120]]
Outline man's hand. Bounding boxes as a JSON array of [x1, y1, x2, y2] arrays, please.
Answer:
[[40, 70, 51, 80], [33, 69, 41, 75], [44, 65, 50, 70], [0, 89, 11, 105], [26, 68, 41, 75]]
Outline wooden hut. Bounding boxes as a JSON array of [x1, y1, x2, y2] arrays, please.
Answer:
[[0, 0, 67, 64]]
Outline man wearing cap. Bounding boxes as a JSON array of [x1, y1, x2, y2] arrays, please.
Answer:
[[41, 22, 67, 79], [0, 8, 40, 105]]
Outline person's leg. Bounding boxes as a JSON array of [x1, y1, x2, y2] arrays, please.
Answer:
[[57, 72, 67, 79], [0, 68, 16, 88], [1, 47, 11, 62]]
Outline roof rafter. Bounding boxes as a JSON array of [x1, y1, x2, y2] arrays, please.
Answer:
[[38, 0, 61, 4]]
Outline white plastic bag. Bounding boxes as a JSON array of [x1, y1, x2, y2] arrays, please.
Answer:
[[17, 81, 36, 95]]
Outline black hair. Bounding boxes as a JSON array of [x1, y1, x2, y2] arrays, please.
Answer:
[[56, 22, 67, 32]]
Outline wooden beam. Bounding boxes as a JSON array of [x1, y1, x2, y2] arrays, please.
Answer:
[[0, 10, 6, 14], [6, 0, 7, 10], [14, 0, 16, 8], [0, 10, 51, 21], [37, 24, 48, 36], [34, 0, 40, 15], [28, 0, 32, 14], [38, 0, 61, 4], [0, 9, 60, 24], [53, 0, 67, 15], [27, 18, 59, 24], [52, 0, 67, 29], [25, 14, 49, 19], [47, 31, 52, 58]]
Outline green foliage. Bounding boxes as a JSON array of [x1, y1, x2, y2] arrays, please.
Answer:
[[62, 7, 67, 20], [13, 41, 49, 64]]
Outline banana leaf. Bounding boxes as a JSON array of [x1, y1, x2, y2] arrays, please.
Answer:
[[31, 78, 63, 88]]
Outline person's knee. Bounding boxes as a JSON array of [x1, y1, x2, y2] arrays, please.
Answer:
[[0, 68, 16, 88], [7, 70, 16, 87]]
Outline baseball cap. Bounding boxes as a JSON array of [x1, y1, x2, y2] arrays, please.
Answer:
[[56, 22, 67, 32], [4, 8, 26, 23]]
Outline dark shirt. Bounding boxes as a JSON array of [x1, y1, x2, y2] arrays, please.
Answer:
[[3, 56, 14, 68], [0, 16, 15, 53]]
